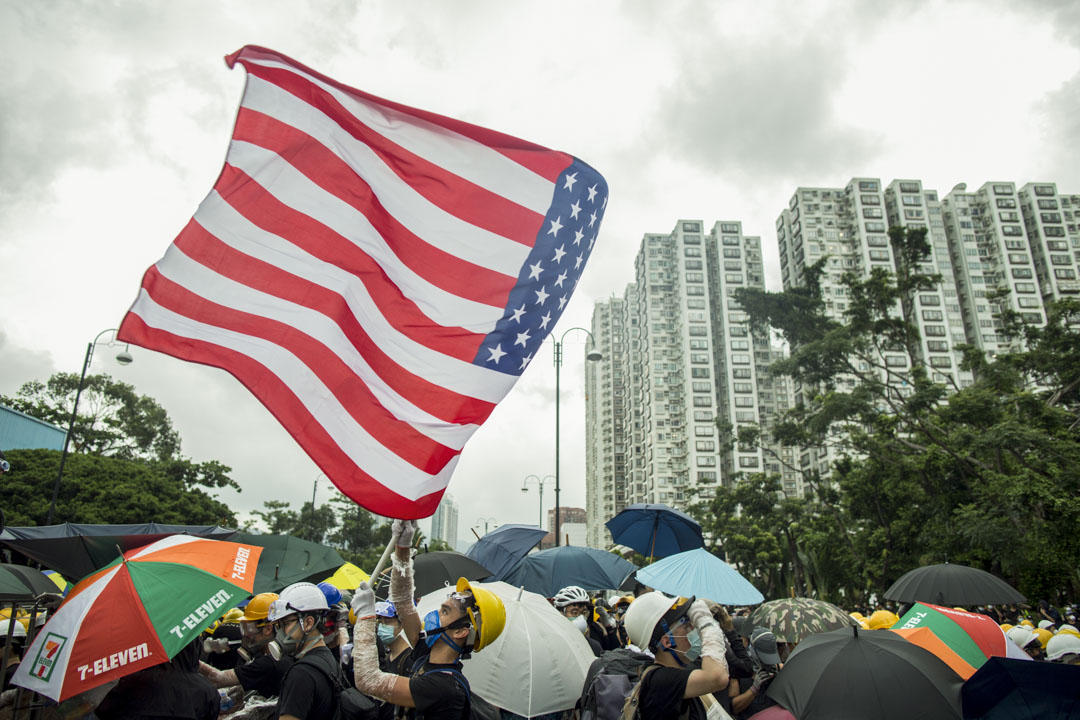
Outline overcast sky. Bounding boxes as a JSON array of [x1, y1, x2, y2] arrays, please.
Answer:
[[2, 0, 1078, 541]]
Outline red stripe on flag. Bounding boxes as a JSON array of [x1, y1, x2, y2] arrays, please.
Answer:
[[140, 263, 470, 472], [238, 67, 546, 246], [218, 136, 515, 309], [118, 313, 447, 519], [226, 45, 573, 182], [182, 190, 486, 364]]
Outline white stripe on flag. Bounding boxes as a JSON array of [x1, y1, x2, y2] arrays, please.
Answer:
[[240, 77, 534, 276], [223, 141, 509, 329], [242, 57, 557, 216], [128, 288, 462, 500]]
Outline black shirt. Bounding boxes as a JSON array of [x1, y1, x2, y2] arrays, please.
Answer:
[[96, 666, 219, 720], [638, 665, 707, 720], [235, 653, 295, 698], [407, 659, 469, 720], [277, 647, 337, 720]]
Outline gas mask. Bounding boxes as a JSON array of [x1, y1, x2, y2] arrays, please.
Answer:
[[275, 615, 317, 657]]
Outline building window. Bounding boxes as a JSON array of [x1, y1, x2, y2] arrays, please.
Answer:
[[993, 184, 1012, 195], [695, 440, 716, 452], [734, 396, 755, 407], [922, 310, 943, 321], [697, 456, 716, 467], [684, 246, 702, 257], [995, 198, 1017, 209], [885, 355, 908, 367], [1011, 268, 1034, 279], [693, 396, 711, 407], [1015, 282, 1036, 293], [929, 356, 952, 368], [738, 456, 760, 468], [924, 325, 946, 337], [692, 381, 712, 393], [731, 353, 750, 364], [691, 367, 710, 378], [863, 207, 884, 219], [865, 221, 887, 232]]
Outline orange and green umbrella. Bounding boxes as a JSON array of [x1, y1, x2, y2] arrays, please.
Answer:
[[889, 602, 1025, 680], [11, 535, 262, 702]]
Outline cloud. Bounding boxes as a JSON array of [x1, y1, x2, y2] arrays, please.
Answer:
[[0, 332, 57, 397]]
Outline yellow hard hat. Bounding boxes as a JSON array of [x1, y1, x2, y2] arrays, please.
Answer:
[[1000, 623, 1014, 632], [456, 577, 505, 653], [222, 608, 245, 624], [241, 593, 280, 623], [858, 618, 871, 630], [850, 612, 864, 620], [953, 607, 966, 612], [1020, 619, 1035, 628], [1033, 627, 1053, 648], [613, 595, 634, 609], [868, 610, 899, 630]]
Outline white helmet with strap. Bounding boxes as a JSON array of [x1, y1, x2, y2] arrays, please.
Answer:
[[268, 582, 329, 622], [553, 585, 590, 608]]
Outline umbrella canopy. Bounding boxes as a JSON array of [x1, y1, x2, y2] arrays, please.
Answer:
[[416, 580, 595, 717], [502, 545, 637, 597], [748, 597, 858, 644], [321, 562, 370, 591], [962, 657, 1080, 719], [0, 523, 237, 581], [11, 535, 261, 702], [231, 532, 345, 594], [766, 626, 964, 720], [42, 570, 71, 595], [0, 563, 61, 601], [635, 548, 763, 605], [605, 503, 704, 558], [465, 524, 547, 581], [384, 552, 492, 598], [884, 563, 1025, 606], [891, 602, 1030, 679]]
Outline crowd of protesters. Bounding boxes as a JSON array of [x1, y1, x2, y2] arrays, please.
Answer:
[[1, 525, 1078, 720]]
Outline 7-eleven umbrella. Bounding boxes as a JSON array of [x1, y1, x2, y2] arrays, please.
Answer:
[[890, 602, 1029, 680], [11, 535, 262, 702]]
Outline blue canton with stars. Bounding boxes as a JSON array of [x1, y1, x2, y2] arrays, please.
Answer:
[[472, 158, 608, 376]]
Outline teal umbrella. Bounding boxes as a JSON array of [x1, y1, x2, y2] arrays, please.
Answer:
[[232, 533, 345, 593], [503, 545, 637, 597], [635, 548, 763, 605]]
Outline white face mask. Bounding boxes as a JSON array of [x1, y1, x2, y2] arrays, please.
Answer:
[[572, 615, 588, 635]]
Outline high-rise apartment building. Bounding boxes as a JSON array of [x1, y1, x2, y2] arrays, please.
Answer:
[[430, 492, 458, 550], [585, 220, 785, 547]]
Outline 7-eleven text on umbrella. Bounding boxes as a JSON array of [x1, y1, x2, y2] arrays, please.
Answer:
[[169, 589, 232, 639], [231, 546, 251, 580], [77, 643, 150, 680]]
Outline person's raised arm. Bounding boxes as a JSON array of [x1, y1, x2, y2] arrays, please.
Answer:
[[351, 582, 416, 708], [389, 519, 421, 648], [682, 600, 730, 699]]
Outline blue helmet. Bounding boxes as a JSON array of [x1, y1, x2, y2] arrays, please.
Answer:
[[317, 582, 343, 607], [375, 601, 397, 618]]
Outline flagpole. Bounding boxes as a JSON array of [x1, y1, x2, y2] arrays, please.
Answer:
[[369, 535, 397, 590]]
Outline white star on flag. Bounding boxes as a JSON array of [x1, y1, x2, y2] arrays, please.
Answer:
[[548, 216, 563, 237], [487, 344, 507, 364], [535, 286, 550, 305]]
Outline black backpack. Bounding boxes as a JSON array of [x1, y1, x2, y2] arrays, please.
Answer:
[[406, 656, 501, 720], [294, 649, 380, 720], [577, 648, 655, 720]]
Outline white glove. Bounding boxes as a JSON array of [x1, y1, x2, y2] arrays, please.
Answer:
[[687, 599, 718, 630], [393, 519, 417, 549], [351, 581, 376, 620]]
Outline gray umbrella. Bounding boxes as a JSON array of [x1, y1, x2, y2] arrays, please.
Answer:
[[884, 563, 1025, 606]]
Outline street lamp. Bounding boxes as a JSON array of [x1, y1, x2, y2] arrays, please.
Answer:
[[46, 328, 134, 525], [521, 474, 554, 527], [475, 517, 497, 535], [309, 473, 326, 541], [553, 327, 603, 547]]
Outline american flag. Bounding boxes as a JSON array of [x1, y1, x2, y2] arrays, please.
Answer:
[[118, 46, 608, 519]]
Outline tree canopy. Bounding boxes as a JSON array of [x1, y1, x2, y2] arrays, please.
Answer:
[[692, 226, 1080, 604]]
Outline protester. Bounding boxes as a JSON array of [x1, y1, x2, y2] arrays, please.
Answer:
[[611, 596, 634, 647], [622, 591, 730, 719], [0, 619, 26, 691], [1039, 599, 1063, 627], [729, 627, 781, 719], [96, 639, 219, 720], [1046, 632, 1080, 664], [351, 519, 505, 719], [1006, 626, 1045, 660], [317, 582, 351, 663], [704, 602, 753, 681], [269, 582, 338, 720], [200, 592, 295, 701], [552, 585, 609, 655]]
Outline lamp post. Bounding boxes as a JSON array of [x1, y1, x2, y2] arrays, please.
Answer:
[[309, 473, 325, 541], [475, 517, 496, 535], [46, 328, 134, 525], [521, 474, 554, 527], [553, 327, 603, 547]]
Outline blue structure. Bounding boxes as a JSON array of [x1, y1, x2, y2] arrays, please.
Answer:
[[0, 404, 66, 451]]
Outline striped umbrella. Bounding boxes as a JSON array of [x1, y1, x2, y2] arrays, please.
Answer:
[[889, 602, 1029, 680], [11, 535, 261, 702]]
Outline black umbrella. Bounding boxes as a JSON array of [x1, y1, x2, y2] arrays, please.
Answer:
[[231, 532, 346, 594], [962, 657, 1080, 719], [0, 523, 236, 581], [0, 563, 59, 601], [884, 563, 1025, 606], [766, 626, 963, 720], [379, 551, 492, 598]]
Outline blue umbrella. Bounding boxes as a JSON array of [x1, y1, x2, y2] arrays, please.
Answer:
[[465, 524, 547, 581], [636, 548, 763, 605], [502, 545, 638, 597], [605, 503, 703, 559]]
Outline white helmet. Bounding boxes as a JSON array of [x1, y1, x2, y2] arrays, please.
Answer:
[[1006, 626, 1039, 649], [623, 591, 690, 650], [1057, 623, 1078, 635], [1046, 632, 1080, 662], [0, 619, 27, 640], [268, 582, 329, 622], [553, 586, 590, 609], [1038, 619, 1054, 630]]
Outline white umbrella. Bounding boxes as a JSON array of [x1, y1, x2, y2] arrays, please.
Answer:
[[417, 580, 595, 717]]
